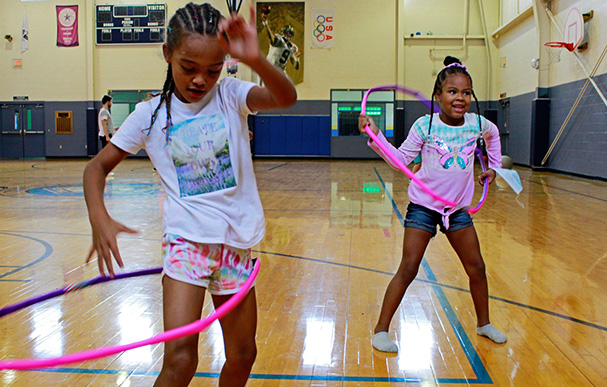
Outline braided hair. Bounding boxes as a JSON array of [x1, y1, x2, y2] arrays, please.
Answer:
[[428, 56, 482, 137], [147, 3, 224, 138]]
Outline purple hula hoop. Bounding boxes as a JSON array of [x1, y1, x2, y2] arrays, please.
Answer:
[[361, 84, 489, 213], [0, 267, 163, 318], [467, 147, 489, 214]]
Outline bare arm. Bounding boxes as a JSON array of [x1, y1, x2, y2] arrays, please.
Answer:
[[261, 15, 274, 42], [245, 56, 297, 112], [101, 118, 110, 139], [218, 6, 297, 112], [479, 119, 502, 185], [83, 143, 137, 277]]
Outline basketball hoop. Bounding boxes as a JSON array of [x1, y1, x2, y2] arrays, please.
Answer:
[[544, 41, 574, 64], [544, 41, 576, 51], [543, 7, 584, 65]]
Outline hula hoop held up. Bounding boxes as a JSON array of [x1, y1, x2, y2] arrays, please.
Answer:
[[360, 84, 489, 214]]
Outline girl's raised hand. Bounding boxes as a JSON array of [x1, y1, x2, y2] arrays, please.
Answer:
[[359, 114, 379, 135], [217, 6, 262, 65]]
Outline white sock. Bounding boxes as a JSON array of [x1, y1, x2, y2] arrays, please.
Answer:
[[372, 331, 398, 352], [476, 323, 507, 343]]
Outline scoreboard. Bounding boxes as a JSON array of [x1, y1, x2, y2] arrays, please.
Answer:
[[96, 4, 166, 45]]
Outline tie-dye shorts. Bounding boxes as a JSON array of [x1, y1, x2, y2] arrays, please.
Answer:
[[162, 234, 255, 295]]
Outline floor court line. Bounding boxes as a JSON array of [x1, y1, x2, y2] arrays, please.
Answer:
[[1, 226, 602, 333], [1, 223, 602, 334], [0, 232, 53, 280], [522, 177, 607, 202], [23, 366, 490, 383]]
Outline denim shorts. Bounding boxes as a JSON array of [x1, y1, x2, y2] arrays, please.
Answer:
[[403, 202, 473, 237]]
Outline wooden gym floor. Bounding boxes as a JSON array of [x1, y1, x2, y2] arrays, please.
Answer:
[[0, 158, 605, 386]]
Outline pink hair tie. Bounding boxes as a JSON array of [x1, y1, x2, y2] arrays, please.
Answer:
[[442, 62, 467, 71]]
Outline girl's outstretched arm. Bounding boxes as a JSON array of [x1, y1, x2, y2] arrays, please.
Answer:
[[83, 143, 138, 277], [479, 119, 502, 185], [217, 6, 297, 112]]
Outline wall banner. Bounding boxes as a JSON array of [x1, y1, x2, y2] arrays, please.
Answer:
[[311, 8, 334, 49], [57, 5, 79, 47]]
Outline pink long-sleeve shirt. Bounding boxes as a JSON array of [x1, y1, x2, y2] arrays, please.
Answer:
[[368, 113, 502, 227]]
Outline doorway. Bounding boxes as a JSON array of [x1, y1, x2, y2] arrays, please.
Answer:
[[0, 103, 45, 158]]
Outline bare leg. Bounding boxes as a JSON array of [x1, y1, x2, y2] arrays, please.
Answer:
[[374, 227, 433, 334], [446, 226, 507, 343], [154, 276, 206, 387], [213, 289, 258, 387], [445, 225, 490, 326]]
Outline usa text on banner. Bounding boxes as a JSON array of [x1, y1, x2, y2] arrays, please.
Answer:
[[311, 8, 334, 49]]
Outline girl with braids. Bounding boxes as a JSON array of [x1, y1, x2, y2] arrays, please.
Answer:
[[83, 3, 296, 386], [358, 56, 506, 353]]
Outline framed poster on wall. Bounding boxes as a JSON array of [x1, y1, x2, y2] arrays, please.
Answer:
[[256, 2, 304, 84]]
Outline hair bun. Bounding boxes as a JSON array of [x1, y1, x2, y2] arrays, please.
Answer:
[[443, 56, 462, 66]]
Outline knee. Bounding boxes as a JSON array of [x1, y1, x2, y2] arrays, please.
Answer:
[[394, 261, 420, 284], [467, 261, 487, 281], [226, 342, 257, 370], [162, 345, 199, 380]]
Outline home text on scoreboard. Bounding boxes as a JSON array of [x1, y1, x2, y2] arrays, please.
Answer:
[[96, 4, 166, 45]]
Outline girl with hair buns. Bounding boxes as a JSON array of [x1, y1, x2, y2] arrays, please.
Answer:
[[359, 56, 506, 353], [83, 3, 296, 385]]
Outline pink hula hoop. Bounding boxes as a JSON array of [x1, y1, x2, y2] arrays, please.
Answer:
[[362, 85, 490, 213], [361, 85, 457, 208], [0, 259, 260, 370]]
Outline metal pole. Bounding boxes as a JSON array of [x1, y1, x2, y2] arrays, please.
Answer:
[[541, 41, 607, 165]]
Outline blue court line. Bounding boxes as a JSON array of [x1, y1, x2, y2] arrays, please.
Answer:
[[0, 232, 53, 280], [416, 280, 607, 332], [1, 228, 599, 331], [0, 229, 158, 242], [267, 162, 291, 170], [523, 178, 607, 203], [253, 250, 607, 333], [374, 168, 492, 384], [28, 367, 488, 383]]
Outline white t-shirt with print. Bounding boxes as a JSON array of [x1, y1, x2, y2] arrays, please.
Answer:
[[110, 77, 264, 249]]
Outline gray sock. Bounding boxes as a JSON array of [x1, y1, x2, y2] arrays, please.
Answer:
[[476, 323, 507, 343], [372, 331, 398, 352]]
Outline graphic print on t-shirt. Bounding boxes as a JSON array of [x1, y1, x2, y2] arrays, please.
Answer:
[[433, 136, 476, 169], [168, 114, 236, 197]]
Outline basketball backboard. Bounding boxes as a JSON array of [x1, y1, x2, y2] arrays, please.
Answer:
[[562, 7, 584, 51]]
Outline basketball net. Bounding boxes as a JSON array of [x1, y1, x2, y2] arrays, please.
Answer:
[[545, 44, 562, 64], [544, 42, 574, 64]]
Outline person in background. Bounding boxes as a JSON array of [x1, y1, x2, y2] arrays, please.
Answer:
[[98, 95, 116, 149]]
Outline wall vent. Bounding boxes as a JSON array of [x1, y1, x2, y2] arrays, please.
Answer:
[[55, 111, 73, 134]]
